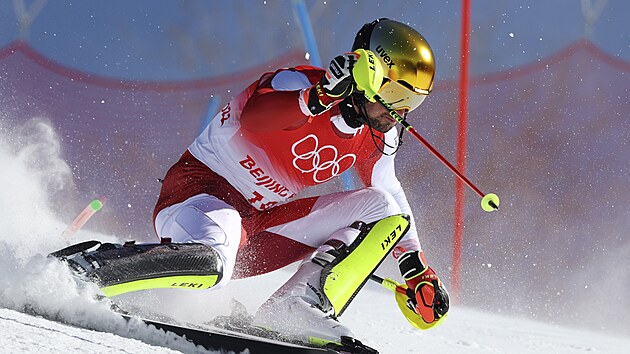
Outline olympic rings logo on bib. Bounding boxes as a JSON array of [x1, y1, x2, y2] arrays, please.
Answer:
[[292, 134, 356, 183]]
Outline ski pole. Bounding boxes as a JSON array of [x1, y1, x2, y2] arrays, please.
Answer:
[[62, 196, 106, 239], [352, 48, 498, 211], [370, 274, 406, 294], [373, 95, 500, 212]]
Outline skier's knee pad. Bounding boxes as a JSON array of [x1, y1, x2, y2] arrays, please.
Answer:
[[315, 214, 411, 316]]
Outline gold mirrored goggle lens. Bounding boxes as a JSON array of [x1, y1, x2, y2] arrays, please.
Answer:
[[378, 79, 429, 112]]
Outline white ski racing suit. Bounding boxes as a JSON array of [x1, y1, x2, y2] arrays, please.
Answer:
[[153, 65, 422, 289]]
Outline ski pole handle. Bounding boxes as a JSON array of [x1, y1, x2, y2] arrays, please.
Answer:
[[370, 274, 406, 295], [370, 274, 446, 330]]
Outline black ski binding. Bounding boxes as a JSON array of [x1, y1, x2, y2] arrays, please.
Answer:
[[324, 336, 378, 353]]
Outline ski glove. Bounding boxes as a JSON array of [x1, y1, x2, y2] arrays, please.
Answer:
[[305, 53, 358, 115], [397, 250, 450, 325]]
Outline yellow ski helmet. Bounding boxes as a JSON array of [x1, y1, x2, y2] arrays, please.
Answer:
[[352, 18, 435, 112]]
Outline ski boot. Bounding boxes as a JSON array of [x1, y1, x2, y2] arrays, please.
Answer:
[[253, 258, 355, 345], [254, 214, 410, 352], [49, 238, 223, 297]]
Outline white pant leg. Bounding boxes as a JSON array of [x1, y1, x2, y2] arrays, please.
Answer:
[[154, 193, 241, 289], [267, 187, 402, 248]]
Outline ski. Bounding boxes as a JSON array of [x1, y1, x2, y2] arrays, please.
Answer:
[[49, 241, 379, 353], [121, 313, 378, 353]]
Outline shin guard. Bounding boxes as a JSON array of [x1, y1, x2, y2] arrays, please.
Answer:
[[321, 214, 410, 316], [50, 239, 223, 297]]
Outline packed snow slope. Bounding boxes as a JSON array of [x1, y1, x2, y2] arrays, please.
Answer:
[[0, 123, 629, 353], [2, 271, 630, 354]]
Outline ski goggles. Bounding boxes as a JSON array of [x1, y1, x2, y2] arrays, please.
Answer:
[[378, 78, 430, 112]]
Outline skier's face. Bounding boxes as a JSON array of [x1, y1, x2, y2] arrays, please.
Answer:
[[362, 100, 405, 133]]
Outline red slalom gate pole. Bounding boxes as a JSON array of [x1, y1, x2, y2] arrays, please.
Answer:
[[452, 0, 472, 303]]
